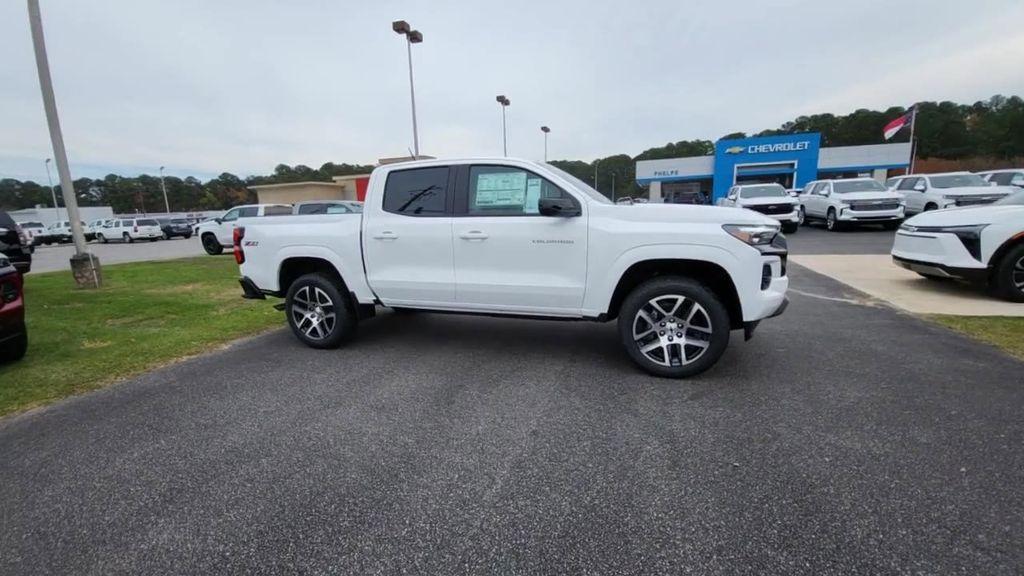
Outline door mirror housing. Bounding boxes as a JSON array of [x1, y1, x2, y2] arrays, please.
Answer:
[[538, 197, 581, 217], [913, 182, 926, 192], [214, 218, 223, 224]]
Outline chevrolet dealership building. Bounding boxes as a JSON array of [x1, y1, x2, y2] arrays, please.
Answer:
[[636, 133, 912, 203]]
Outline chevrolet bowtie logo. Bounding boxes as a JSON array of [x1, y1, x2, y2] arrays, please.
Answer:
[[724, 146, 745, 154]]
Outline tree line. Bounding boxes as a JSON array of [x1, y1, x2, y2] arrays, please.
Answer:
[[2, 95, 1021, 212]]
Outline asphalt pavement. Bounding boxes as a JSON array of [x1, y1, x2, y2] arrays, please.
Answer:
[[28, 236, 206, 273], [784, 222, 895, 254], [1, 263, 1021, 574]]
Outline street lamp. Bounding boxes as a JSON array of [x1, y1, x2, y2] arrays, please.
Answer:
[[393, 20, 423, 158], [159, 166, 170, 214], [496, 95, 510, 156], [540, 126, 550, 162], [44, 157, 60, 218]]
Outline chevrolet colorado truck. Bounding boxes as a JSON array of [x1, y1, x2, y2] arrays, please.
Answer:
[[236, 158, 789, 378]]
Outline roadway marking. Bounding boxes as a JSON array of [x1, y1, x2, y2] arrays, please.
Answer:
[[788, 288, 867, 306]]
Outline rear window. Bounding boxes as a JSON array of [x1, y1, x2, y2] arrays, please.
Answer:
[[264, 205, 293, 216], [137, 219, 159, 226], [297, 203, 342, 215], [383, 167, 449, 216]]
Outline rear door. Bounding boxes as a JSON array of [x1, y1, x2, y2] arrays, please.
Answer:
[[897, 177, 923, 213], [451, 164, 588, 314], [362, 165, 456, 306]]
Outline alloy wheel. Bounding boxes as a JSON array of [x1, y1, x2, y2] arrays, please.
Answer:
[[798, 207, 805, 225], [291, 286, 337, 341], [1014, 256, 1024, 293], [826, 211, 836, 230], [632, 294, 712, 367]]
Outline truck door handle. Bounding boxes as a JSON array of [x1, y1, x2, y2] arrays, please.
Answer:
[[373, 231, 398, 240], [459, 231, 488, 240]]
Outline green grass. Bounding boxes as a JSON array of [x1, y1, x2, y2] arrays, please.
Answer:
[[930, 315, 1024, 360], [0, 257, 281, 416]]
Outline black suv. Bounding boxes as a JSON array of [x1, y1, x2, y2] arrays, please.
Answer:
[[157, 218, 194, 240], [0, 210, 32, 274]]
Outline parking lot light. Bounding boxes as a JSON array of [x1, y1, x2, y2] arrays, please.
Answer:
[[496, 95, 510, 156], [393, 20, 422, 158], [541, 126, 550, 161]]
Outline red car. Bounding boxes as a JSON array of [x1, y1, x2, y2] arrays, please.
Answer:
[[0, 256, 27, 362]]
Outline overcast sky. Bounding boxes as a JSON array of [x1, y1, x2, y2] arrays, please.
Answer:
[[2, 0, 1023, 183]]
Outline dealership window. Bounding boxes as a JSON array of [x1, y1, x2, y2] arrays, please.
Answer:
[[467, 166, 574, 216], [383, 167, 449, 216]]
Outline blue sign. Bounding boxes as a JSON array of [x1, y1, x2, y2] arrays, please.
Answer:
[[712, 132, 821, 201]]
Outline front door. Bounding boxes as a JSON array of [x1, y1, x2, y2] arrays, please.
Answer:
[[452, 165, 588, 314], [362, 165, 456, 306]]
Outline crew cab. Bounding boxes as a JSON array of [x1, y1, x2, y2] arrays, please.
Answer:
[[234, 158, 789, 378], [195, 203, 292, 255], [800, 178, 905, 231], [718, 184, 800, 233], [885, 172, 1013, 215], [892, 190, 1024, 301]]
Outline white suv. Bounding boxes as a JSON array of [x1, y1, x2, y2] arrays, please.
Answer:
[[978, 169, 1024, 189], [892, 190, 1024, 301], [885, 172, 1013, 215], [96, 218, 163, 243], [800, 178, 905, 231], [718, 184, 800, 233], [195, 204, 292, 255]]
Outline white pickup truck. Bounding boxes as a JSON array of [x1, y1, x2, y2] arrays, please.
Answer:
[[236, 158, 789, 378]]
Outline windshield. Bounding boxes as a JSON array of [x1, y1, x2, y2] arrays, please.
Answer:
[[833, 180, 887, 193], [739, 185, 787, 198], [543, 163, 612, 204], [994, 190, 1024, 206], [929, 174, 989, 188]]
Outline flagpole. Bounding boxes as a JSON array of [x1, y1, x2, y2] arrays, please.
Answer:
[[907, 106, 917, 174]]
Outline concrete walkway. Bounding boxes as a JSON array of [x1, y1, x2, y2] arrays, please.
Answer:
[[791, 254, 1024, 316]]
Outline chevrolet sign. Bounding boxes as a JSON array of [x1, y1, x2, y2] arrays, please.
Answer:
[[746, 141, 810, 154]]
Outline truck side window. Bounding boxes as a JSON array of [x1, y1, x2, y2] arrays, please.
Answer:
[[221, 208, 241, 222], [238, 207, 259, 218], [467, 166, 574, 216], [264, 205, 292, 217], [383, 167, 449, 216], [897, 178, 919, 191]]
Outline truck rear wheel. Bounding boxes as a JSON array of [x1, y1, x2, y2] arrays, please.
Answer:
[[285, 273, 357, 349], [617, 276, 730, 378], [993, 244, 1024, 303], [201, 233, 223, 255]]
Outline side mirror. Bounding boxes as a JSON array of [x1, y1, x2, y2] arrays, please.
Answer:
[[913, 183, 926, 192], [538, 197, 580, 217], [214, 218, 223, 224]]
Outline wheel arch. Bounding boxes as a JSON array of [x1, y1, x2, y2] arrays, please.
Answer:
[[278, 256, 348, 296], [605, 258, 743, 329], [988, 232, 1024, 273]]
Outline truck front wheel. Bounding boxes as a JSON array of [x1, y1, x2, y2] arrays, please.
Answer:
[[285, 273, 357, 349], [617, 276, 730, 378]]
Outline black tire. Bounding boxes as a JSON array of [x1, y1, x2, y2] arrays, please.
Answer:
[[201, 233, 223, 255], [782, 221, 798, 234], [0, 329, 27, 363], [285, 273, 358, 349], [993, 244, 1024, 302], [184, 233, 193, 240], [97, 233, 107, 244], [924, 203, 938, 212], [798, 206, 807, 226], [617, 276, 730, 378], [825, 208, 843, 232], [124, 233, 133, 244]]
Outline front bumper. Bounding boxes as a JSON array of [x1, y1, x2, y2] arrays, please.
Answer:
[[837, 206, 904, 222], [891, 229, 986, 274], [764, 209, 800, 224], [892, 256, 989, 283]]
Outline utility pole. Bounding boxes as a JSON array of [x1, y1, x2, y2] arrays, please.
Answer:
[[159, 166, 170, 214], [611, 172, 616, 202], [392, 21, 423, 158], [496, 95, 510, 156], [28, 0, 100, 287], [44, 157, 60, 219], [540, 126, 550, 162], [593, 159, 600, 193]]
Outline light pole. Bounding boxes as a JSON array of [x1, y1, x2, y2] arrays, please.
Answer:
[[540, 126, 550, 162], [593, 159, 600, 193], [611, 172, 616, 202], [159, 166, 170, 214], [392, 21, 423, 158], [496, 95, 510, 156], [44, 157, 60, 219]]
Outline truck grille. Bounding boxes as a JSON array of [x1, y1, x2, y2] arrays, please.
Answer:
[[849, 202, 900, 211], [955, 196, 1002, 207], [748, 203, 793, 216]]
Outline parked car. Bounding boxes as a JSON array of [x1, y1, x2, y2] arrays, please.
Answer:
[[885, 172, 1013, 215], [977, 169, 1024, 189], [157, 217, 194, 239], [16, 221, 47, 245], [235, 158, 790, 378], [892, 190, 1024, 301], [0, 256, 27, 363], [293, 200, 364, 215], [40, 220, 85, 244], [718, 183, 800, 233], [95, 218, 163, 243], [799, 178, 905, 231], [0, 211, 33, 274], [86, 219, 112, 241], [195, 204, 293, 255]]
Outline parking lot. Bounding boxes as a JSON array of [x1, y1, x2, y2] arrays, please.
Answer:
[[28, 236, 206, 273], [1, 229, 1021, 574]]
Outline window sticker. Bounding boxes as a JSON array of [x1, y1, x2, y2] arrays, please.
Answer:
[[475, 171, 527, 208], [524, 178, 541, 213]]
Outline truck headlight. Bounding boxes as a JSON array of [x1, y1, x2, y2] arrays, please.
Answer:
[[723, 224, 779, 246]]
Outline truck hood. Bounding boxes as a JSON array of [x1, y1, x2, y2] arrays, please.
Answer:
[[737, 196, 800, 207], [904, 204, 1024, 227], [832, 191, 904, 202], [936, 186, 1014, 197], [602, 202, 778, 226]]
